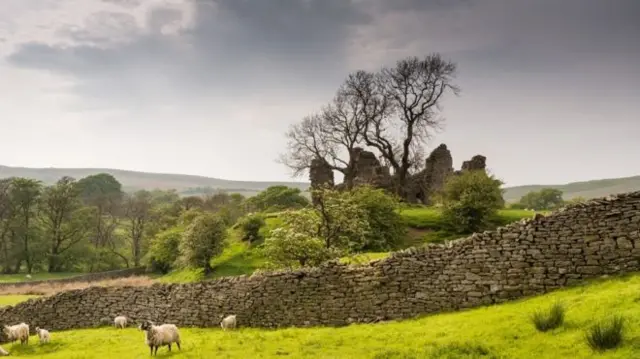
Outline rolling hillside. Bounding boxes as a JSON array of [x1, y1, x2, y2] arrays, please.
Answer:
[[0, 165, 308, 197], [1, 165, 638, 200]]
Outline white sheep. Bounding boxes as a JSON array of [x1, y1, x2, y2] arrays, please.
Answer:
[[0, 346, 9, 356], [220, 314, 237, 331], [25, 274, 32, 279], [2, 322, 29, 345], [138, 320, 181, 356], [114, 316, 128, 329], [35, 327, 50, 344]]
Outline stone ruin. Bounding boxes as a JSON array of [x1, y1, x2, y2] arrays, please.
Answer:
[[309, 143, 487, 204]]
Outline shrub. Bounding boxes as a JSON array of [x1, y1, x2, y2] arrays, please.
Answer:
[[245, 185, 309, 212], [585, 316, 624, 351], [145, 226, 183, 274], [531, 302, 565, 332], [351, 185, 406, 251], [178, 213, 228, 274], [261, 189, 370, 269], [238, 214, 266, 243], [437, 170, 504, 233]]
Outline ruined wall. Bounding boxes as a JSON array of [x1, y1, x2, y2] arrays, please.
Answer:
[[3, 192, 639, 333]]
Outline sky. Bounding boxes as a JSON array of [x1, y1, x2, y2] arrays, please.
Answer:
[[0, 0, 638, 187]]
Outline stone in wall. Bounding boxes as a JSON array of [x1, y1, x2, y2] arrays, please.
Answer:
[[3, 191, 639, 335]]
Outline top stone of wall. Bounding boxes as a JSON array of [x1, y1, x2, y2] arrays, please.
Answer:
[[2, 192, 639, 334]]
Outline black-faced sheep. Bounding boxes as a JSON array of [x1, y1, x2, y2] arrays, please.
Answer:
[[2, 322, 29, 345], [138, 320, 181, 356]]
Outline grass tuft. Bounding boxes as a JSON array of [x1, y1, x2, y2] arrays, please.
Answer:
[[531, 302, 565, 332], [585, 315, 625, 352]]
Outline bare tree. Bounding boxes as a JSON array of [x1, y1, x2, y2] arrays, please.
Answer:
[[279, 87, 370, 187], [347, 54, 459, 196]]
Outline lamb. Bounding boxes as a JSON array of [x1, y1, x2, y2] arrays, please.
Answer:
[[220, 315, 237, 331], [114, 316, 128, 329], [0, 346, 9, 356], [138, 320, 181, 356], [35, 327, 50, 344], [2, 322, 29, 345]]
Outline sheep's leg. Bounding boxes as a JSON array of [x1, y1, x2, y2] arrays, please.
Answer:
[[154, 346, 159, 356], [149, 345, 153, 356], [176, 341, 181, 350], [168, 344, 172, 352]]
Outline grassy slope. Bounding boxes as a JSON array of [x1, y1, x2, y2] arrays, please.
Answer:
[[0, 295, 38, 307], [159, 208, 538, 283], [0, 272, 81, 283], [5, 274, 640, 358], [502, 175, 640, 202], [2, 165, 638, 200]]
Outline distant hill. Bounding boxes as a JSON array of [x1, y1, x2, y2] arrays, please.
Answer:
[[502, 175, 640, 203], [1, 165, 638, 201], [0, 165, 308, 197]]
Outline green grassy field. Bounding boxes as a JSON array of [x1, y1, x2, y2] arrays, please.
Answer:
[[160, 208, 539, 283], [3, 273, 639, 358], [0, 272, 81, 283], [0, 294, 39, 307]]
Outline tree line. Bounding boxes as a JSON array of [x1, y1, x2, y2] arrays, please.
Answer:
[[0, 173, 309, 274]]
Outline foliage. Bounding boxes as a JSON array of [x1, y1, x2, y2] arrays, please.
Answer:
[[145, 226, 183, 274], [531, 302, 565, 332], [246, 185, 309, 212], [262, 188, 370, 268], [438, 171, 505, 234], [237, 214, 266, 243], [518, 188, 564, 211], [350, 185, 406, 251], [178, 213, 228, 274], [585, 316, 625, 352]]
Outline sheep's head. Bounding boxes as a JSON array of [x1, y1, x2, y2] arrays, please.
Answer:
[[1, 326, 9, 335], [35, 327, 41, 332], [138, 320, 153, 331]]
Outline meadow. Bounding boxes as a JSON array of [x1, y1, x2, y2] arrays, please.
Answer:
[[2, 273, 638, 358], [159, 207, 542, 283]]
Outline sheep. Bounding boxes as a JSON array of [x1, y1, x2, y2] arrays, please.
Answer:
[[138, 320, 181, 356], [0, 346, 8, 356], [2, 322, 29, 345], [220, 315, 237, 331], [35, 327, 50, 344], [114, 316, 128, 329], [25, 274, 32, 279]]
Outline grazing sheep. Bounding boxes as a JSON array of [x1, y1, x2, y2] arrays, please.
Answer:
[[35, 327, 50, 344], [25, 274, 32, 279], [138, 320, 181, 356], [114, 316, 128, 329], [2, 322, 29, 345], [0, 346, 8, 356], [220, 315, 237, 331]]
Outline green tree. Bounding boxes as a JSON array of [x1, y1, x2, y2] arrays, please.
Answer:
[[39, 177, 94, 272], [124, 190, 153, 267], [246, 186, 309, 212], [237, 214, 266, 243], [146, 225, 183, 274], [181, 196, 204, 211], [438, 171, 505, 234], [9, 178, 43, 273], [0, 178, 18, 273], [518, 188, 564, 210], [261, 188, 369, 268], [178, 213, 227, 274], [351, 185, 406, 251]]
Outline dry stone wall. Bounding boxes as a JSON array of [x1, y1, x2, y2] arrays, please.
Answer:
[[2, 192, 640, 334]]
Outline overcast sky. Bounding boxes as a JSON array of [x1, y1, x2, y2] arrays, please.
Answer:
[[1, 0, 638, 186]]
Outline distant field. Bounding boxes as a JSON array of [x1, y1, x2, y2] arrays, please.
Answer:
[[4, 273, 640, 358], [0, 272, 81, 283]]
